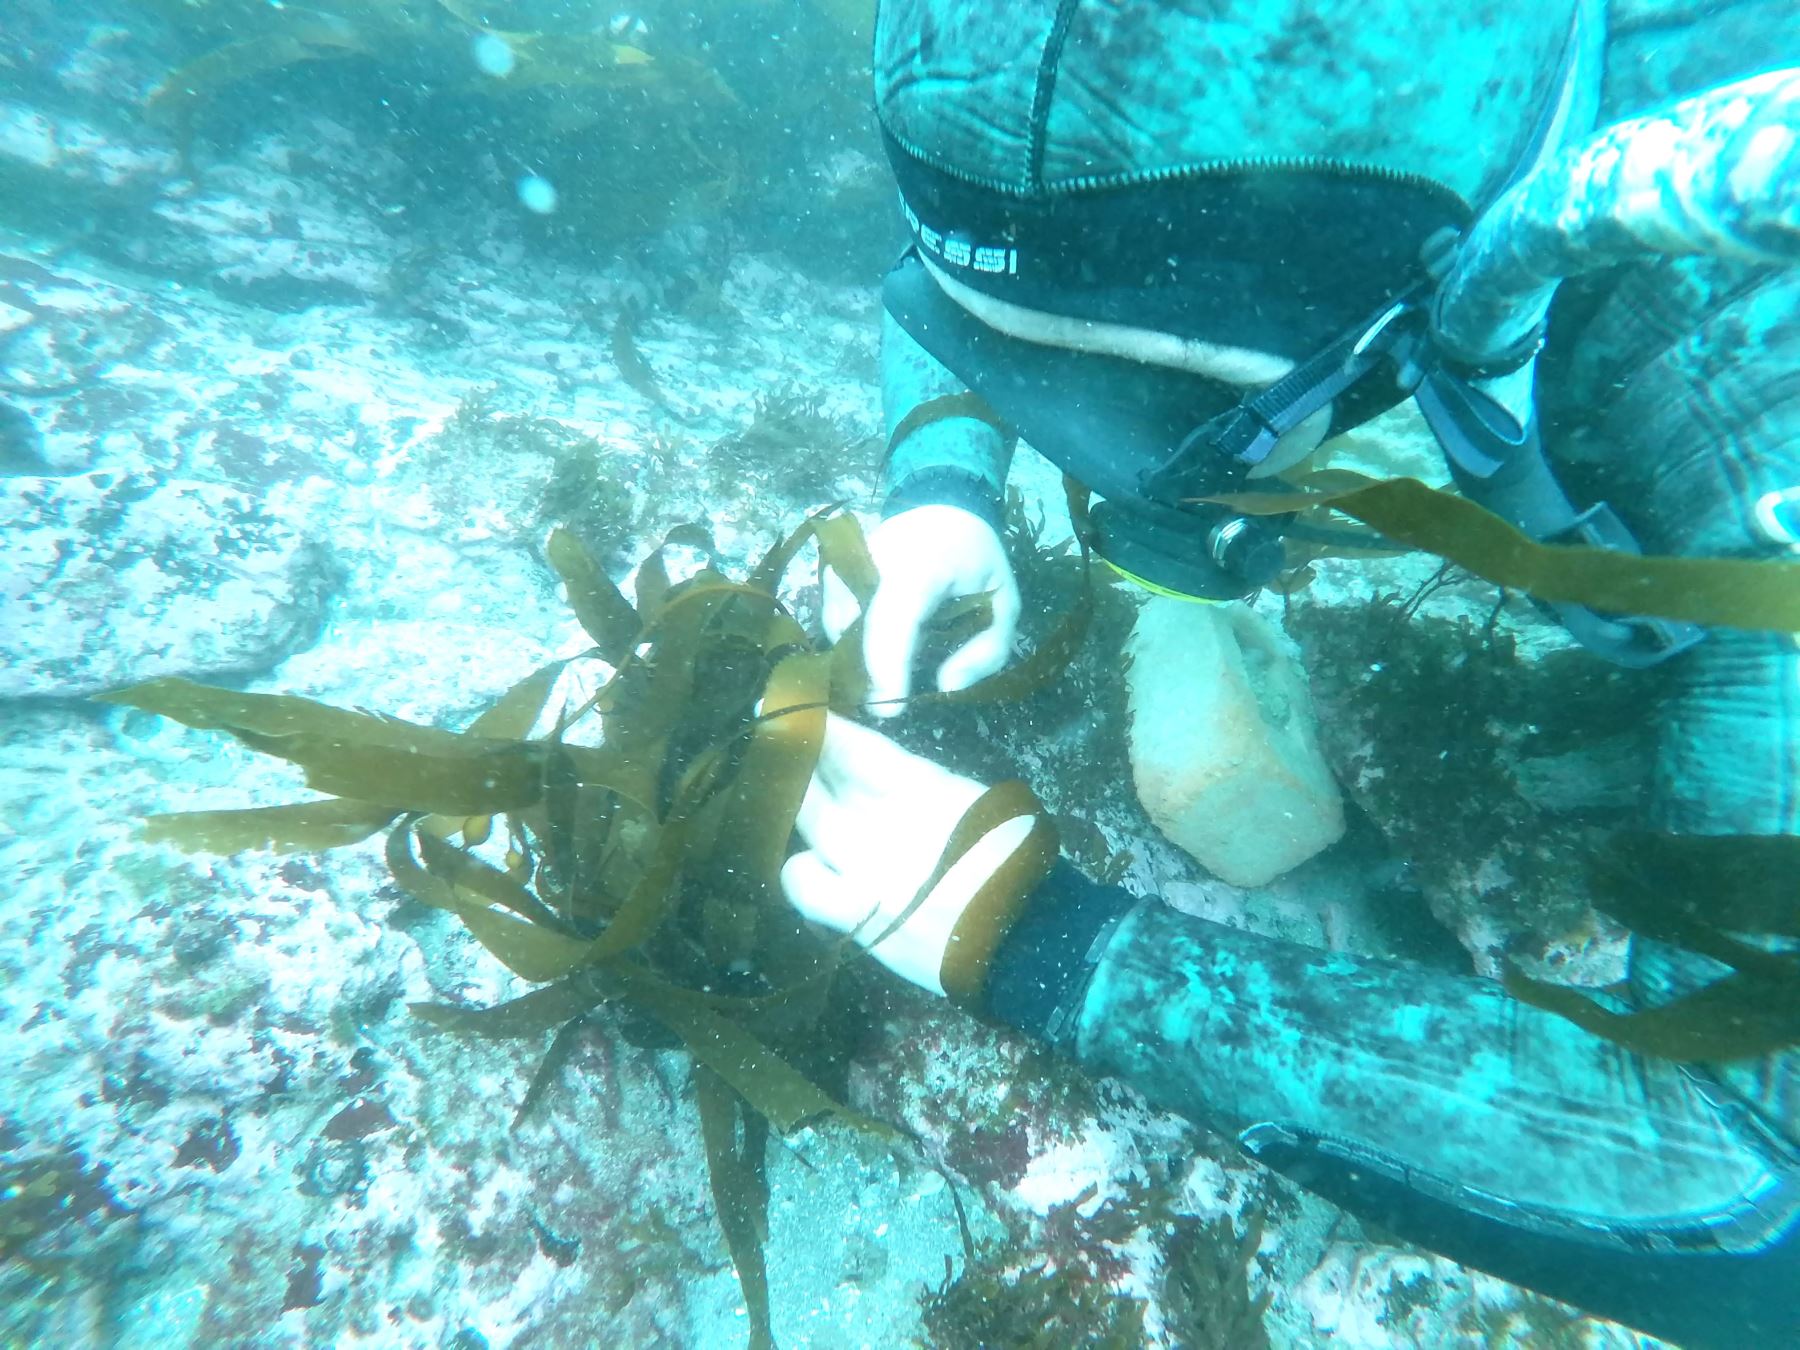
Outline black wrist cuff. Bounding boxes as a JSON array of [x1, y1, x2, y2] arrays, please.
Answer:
[[979, 859, 1136, 1047], [882, 466, 1006, 533]]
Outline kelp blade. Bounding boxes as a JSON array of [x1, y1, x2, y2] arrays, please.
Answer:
[[748, 501, 852, 595], [1504, 964, 1800, 1062], [1206, 476, 1800, 633], [468, 661, 565, 739], [935, 571, 1091, 707], [411, 977, 614, 1039], [864, 779, 1045, 952], [386, 822, 594, 981], [940, 812, 1061, 1005], [99, 676, 443, 744], [142, 798, 398, 854], [414, 828, 564, 929], [695, 1068, 776, 1350], [510, 1014, 594, 1130], [497, 33, 656, 89], [634, 549, 673, 626], [814, 514, 879, 607], [1592, 833, 1800, 940], [883, 392, 1004, 466], [715, 652, 833, 886], [103, 497, 1005, 1348], [573, 816, 690, 962], [98, 677, 548, 815], [607, 577, 785, 757], [547, 527, 641, 664], [612, 965, 849, 1134], [1507, 831, 1800, 1062], [455, 898, 601, 983], [271, 735, 544, 816], [149, 23, 368, 121]]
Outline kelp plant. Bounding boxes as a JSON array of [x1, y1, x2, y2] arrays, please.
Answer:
[[97, 505, 1088, 1347], [1212, 470, 1800, 635], [134, 0, 877, 249]]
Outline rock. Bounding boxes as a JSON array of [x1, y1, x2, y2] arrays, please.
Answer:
[[123, 134, 400, 309], [0, 397, 48, 473], [1283, 586, 1644, 981], [0, 98, 178, 233], [1295, 1240, 1647, 1348], [1312, 398, 1448, 484], [1127, 597, 1345, 887], [0, 471, 333, 697]]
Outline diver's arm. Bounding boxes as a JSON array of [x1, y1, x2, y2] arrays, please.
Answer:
[[879, 308, 1013, 528], [1435, 66, 1800, 369], [1529, 209, 1800, 833], [978, 862, 1800, 1349], [783, 713, 1800, 1345], [986, 864, 1781, 1232], [816, 314, 1022, 713], [784, 715, 1791, 1245]]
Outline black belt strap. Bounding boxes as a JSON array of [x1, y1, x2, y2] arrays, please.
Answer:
[[1141, 291, 1422, 501], [1415, 367, 1705, 668]]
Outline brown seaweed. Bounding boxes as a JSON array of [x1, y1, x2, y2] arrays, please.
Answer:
[[103, 502, 1091, 1346], [1207, 472, 1800, 635], [1504, 833, 1800, 1062], [609, 310, 673, 411]]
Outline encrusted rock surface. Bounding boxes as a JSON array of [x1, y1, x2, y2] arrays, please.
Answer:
[[125, 135, 406, 310], [1278, 548, 1641, 985], [0, 471, 334, 698]]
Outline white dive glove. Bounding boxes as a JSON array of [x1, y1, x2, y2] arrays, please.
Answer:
[[822, 504, 1020, 717], [780, 713, 1035, 996]]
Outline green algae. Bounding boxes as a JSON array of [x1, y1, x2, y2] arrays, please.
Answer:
[[1286, 591, 1632, 968], [1286, 577, 1800, 1061], [0, 1146, 124, 1263], [920, 1256, 1148, 1349], [711, 387, 883, 505], [0, 1141, 133, 1345], [1160, 1210, 1272, 1350]]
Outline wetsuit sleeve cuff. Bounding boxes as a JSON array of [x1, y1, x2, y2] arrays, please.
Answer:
[[882, 466, 1006, 532], [977, 858, 1137, 1046]]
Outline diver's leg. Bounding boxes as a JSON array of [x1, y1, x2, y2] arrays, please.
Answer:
[[986, 868, 1800, 1347]]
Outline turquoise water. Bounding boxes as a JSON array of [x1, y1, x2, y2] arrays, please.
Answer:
[[3, 4, 1796, 1348]]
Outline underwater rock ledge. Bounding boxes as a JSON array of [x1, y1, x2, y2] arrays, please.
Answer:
[[0, 470, 336, 699]]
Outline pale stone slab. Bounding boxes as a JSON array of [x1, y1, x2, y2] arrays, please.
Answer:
[[1128, 596, 1345, 887]]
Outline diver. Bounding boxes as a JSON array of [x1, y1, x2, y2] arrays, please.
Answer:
[[778, 3, 1800, 1346]]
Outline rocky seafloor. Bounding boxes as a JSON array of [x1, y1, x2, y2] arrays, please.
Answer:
[[2, 13, 1669, 1350]]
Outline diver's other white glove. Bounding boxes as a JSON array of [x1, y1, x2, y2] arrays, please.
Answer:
[[781, 713, 1035, 996], [822, 505, 1020, 717]]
